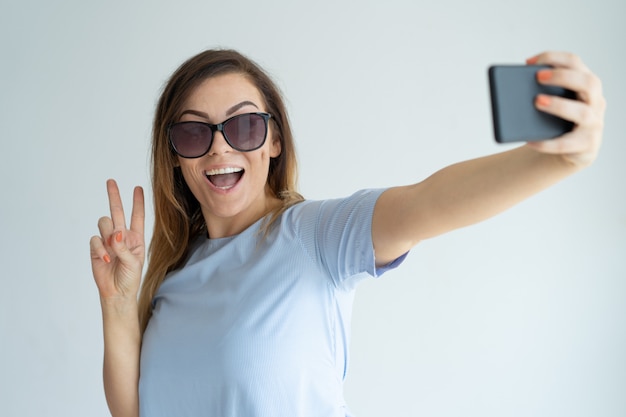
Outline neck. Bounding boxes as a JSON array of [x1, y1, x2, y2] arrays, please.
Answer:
[[203, 190, 282, 239]]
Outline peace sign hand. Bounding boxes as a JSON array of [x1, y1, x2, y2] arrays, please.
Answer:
[[90, 179, 145, 301]]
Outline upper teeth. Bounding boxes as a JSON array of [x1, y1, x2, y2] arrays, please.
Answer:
[[205, 167, 243, 176]]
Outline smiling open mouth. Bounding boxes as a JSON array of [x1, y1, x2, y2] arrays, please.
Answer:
[[205, 167, 244, 190]]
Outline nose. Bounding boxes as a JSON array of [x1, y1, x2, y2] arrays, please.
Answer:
[[208, 130, 232, 155]]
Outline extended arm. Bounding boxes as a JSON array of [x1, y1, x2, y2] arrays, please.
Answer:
[[90, 180, 145, 417], [372, 52, 605, 266]]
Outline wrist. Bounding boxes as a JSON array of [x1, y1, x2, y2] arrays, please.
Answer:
[[522, 143, 590, 173], [100, 295, 139, 319], [524, 136, 600, 171]]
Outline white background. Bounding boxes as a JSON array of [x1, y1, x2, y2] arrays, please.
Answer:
[[1, 0, 624, 416]]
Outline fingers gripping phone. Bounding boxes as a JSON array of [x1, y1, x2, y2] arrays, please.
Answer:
[[488, 65, 576, 143]]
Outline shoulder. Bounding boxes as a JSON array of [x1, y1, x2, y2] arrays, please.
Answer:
[[275, 188, 387, 240], [284, 188, 387, 219]]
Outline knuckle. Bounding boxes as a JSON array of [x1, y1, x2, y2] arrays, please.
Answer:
[[578, 106, 597, 126], [564, 51, 581, 67], [600, 96, 607, 112], [596, 76, 604, 93], [590, 73, 602, 91], [582, 72, 600, 93]]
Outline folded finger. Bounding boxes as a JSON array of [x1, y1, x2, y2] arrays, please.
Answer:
[[537, 68, 604, 106], [97, 216, 114, 245], [90, 235, 111, 264], [536, 94, 601, 128]]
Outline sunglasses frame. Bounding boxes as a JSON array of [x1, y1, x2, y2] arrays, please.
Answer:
[[168, 112, 273, 158]]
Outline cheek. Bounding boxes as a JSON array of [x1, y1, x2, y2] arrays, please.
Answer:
[[178, 163, 203, 190], [247, 151, 272, 185]]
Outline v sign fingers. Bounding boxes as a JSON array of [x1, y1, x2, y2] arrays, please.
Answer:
[[90, 180, 146, 301], [105, 179, 145, 266]]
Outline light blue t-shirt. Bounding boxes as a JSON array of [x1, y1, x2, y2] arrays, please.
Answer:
[[139, 189, 406, 416]]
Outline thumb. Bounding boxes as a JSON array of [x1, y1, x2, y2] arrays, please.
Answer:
[[109, 231, 139, 268]]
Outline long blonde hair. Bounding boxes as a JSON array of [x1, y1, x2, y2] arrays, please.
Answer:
[[138, 49, 303, 333]]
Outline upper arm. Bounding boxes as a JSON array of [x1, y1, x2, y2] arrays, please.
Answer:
[[372, 184, 425, 267], [293, 190, 386, 288]]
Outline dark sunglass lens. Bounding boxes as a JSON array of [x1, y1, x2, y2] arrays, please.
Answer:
[[224, 114, 267, 151], [170, 122, 212, 157]]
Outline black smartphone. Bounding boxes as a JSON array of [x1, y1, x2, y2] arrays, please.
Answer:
[[488, 65, 576, 143]]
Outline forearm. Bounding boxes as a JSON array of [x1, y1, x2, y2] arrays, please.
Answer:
[[374, 145, 582, 264], [414, 145, 580, 237], [101, 298, 141, 417]]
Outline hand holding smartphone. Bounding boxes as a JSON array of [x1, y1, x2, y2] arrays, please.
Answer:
[[488, 65, 577, 143]]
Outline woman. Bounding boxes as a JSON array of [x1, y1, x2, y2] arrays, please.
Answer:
[[90, 49, 605, 417]]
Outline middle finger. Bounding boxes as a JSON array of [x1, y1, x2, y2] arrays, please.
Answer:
[[537, 68, 603, 105]]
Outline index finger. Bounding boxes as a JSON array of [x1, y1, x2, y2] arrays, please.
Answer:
[[106, 179, 127, 230], [528, 51, 590, 73], [130, 186, 145, 236]]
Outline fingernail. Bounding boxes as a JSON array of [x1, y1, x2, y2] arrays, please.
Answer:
[[107, 236, 112, 246], [536, 94, 552, 107], [103, 254, 111, 264], [526, 56, 539, 65], [115, 232, 123, 243], [537, 69, 552, 82]]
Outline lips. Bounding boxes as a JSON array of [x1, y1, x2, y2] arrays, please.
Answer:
[[205, 167, 244, 190]]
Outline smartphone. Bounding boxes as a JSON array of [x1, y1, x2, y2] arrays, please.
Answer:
[[488, 65, 576, 143]]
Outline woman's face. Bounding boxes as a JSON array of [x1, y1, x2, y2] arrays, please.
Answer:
[[176, 73, 281, 238]]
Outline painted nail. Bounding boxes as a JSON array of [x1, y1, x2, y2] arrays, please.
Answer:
[[536, 95, 552, 107], [103, 254, 111, 264], [537, 69, 552, 82], [107, 236, 112, 246], [115, 231, 123, 243]]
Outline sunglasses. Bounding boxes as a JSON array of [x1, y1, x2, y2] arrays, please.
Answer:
[[168, 112, 272, 158]]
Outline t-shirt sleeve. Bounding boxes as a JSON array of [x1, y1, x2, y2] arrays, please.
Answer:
[[288, 188, 408, 290]]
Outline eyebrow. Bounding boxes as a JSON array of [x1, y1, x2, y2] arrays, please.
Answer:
[[179, 100, 260, 121], [226, 100, 259, 116]]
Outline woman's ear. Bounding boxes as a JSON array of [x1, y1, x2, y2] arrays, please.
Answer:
[[270, 134, 282, 158]]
